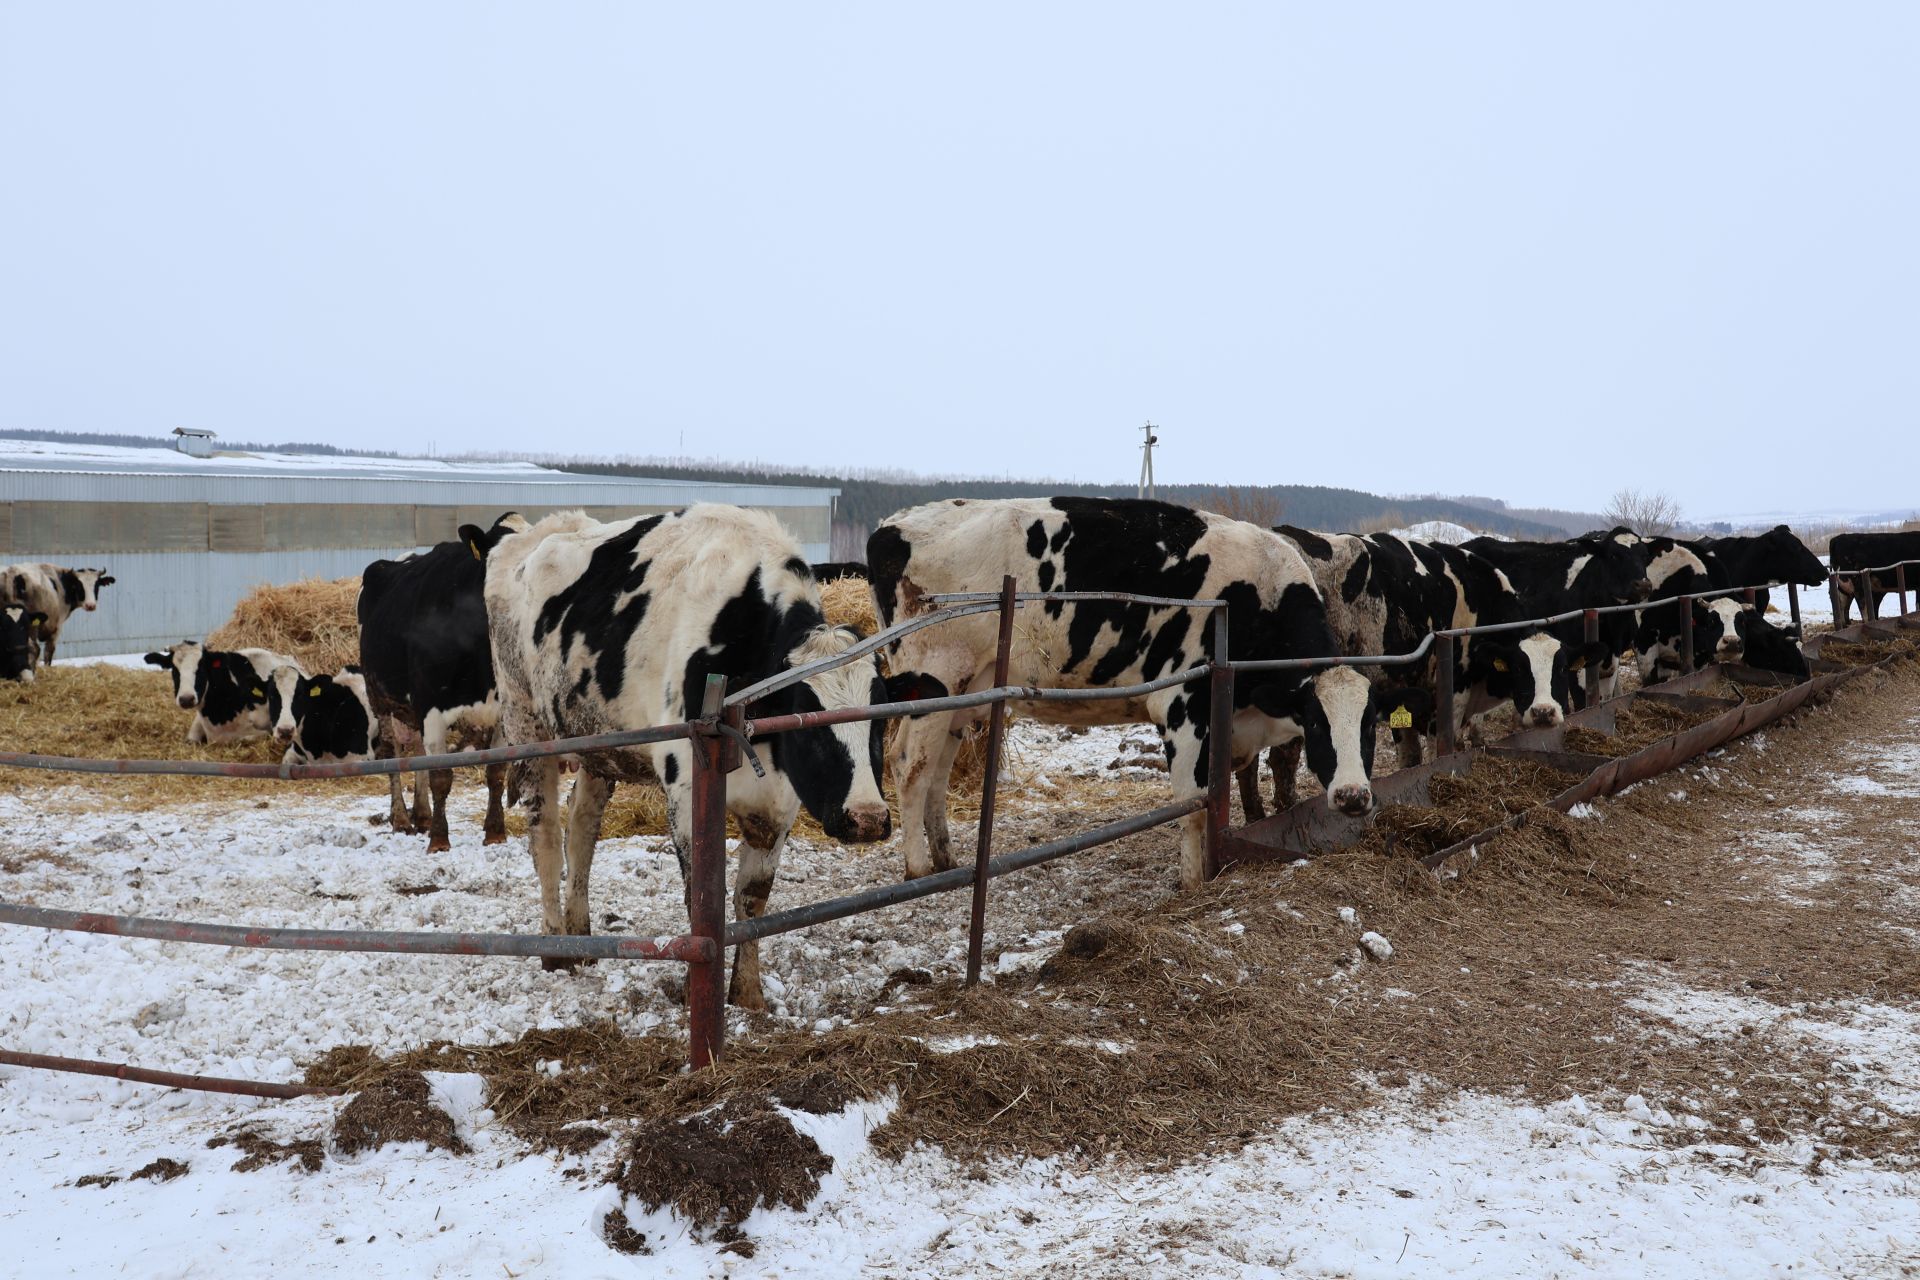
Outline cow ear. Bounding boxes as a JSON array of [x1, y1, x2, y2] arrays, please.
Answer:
[[1575, 640, 1612, 670], [884, 671, 948, 705], [458, 523, 508, 562], [144, 651, 168, 666], [26, 613, 44, 630], [1247, 681, 1302, 720], [97, 575, 115, 587]]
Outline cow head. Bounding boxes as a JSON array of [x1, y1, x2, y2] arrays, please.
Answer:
[[1754, 525, 1828, 587], [1248, 665, 1385, 816], [456, 512, 530, 563], [267, 664, 306, 743], [1741, 614, 1810, 681], [1, 607, 43, 682], [1574, 531, 1655, 602], [145, 640, 206, 709], [766, 625, 947, 843], [60, 569, 114, 612], [1469, 631, 1603, 729], [1694, 598, 1749, 664], [281, 670, 379, 764]]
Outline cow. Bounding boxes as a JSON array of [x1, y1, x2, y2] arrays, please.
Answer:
[[1737, 612, 1811, 682], [809, 561, 869, 581], [1829, 530, 1920, 623], [870, 497, 1395, 892], [358, 514, 528, 852], [277, 667, 381, 766], [1264, 528, 1602, 798], [3, 565, 114, 667], [2, 606, 46, 682], [1616, 536, 1719, 685], [142, 641, 305, 744], [1464, 529, 1653, 703], [1684, 525, 1826, 597], [482, 504, 935, 1006]]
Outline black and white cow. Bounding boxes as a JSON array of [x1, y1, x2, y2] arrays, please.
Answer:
[[1684, 525, 1826, 596], [142, 641, 305, 744], [358, 514, 527, 852], [1736, 612, 1811, 682], [484, 505, 934, 1004], [4, 564, 114, 667], [1, 605, 46, 682], [276, 667, 381, 766], [1830, 530, 1920, 623], [870, 497, 1390, 891], [1615, 535, 1720, 684], [1270, 528, 1601, 781]]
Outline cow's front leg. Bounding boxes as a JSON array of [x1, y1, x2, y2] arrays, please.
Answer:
[[377, 724, 416, 833], [482, 762, 509, 845], [893, 707, 956, 880], [38, 632, 55, 667], [922, 714, 974, 871], [1236, 760, 1266, 824], [1156, 691, 1212, 891], [561, 772, 614, 945], [421, 714, 453, 852], [1268, 740, 1303, 810], [525, 759, 565, 958], [727, 813, 792, 1010]]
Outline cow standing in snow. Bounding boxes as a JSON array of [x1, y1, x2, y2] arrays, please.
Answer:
[[143, 641, 305, 744], [482, 505, 934, 1006], [4, 564, 114, 668], [1829, 530, 1920, 623], [357, 514, 526, 852], [869, 497, 1392, 891]]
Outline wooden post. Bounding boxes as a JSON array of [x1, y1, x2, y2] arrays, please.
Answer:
[[1582, 609, 1601, 706], [1861, 570, 1876, 621], [1435, 633, 1457, 756], [686, 675, 732, 1069], [1203, 608, 1233, 882], [1789, 581, 1802, 633], [1679, 596, 1695, 671], [1899, 564, 1910, 617], [965, 576, 1017, 987]]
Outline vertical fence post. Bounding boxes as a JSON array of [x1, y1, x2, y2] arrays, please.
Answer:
[[1582, 609, 1601, 706], [1203, 606, 1233, 882], [1899, 564, 1910, 617], [1679, 596, 1695, 671], [1435, 633, 1457, 757], [1789, 580, 1802, 633], [1861, 570, 1876, 621], [965, 576, 1017, 987], [686, 675, 732, 1070]]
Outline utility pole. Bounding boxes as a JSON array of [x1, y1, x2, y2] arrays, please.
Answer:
[[1138, 421, 1158, 499]]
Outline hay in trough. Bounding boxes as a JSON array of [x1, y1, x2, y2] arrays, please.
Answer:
[[208, 576, 361, 673], [1353, 756, 1582, 860], [817, 576, 878, 637]]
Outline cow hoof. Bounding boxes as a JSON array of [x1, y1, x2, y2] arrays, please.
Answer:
[[727, 984, 768, 1012], [425, 835, 451, 854], [482, 830, 507, 846]]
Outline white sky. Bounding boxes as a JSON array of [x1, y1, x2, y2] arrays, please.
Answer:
[[2, 3, 1915, 515]]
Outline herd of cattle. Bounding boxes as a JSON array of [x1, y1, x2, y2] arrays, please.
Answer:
[[5, 505, 1919, 1008]]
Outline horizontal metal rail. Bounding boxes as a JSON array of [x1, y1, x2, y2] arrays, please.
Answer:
[[1830, 557, 1920, 576], [925, 590, 1227, 609], [723, 599, 1005, 709], [726, 798, 1204, 945], [744, 666, 1210, 738], [0, 901, 716, 963], [0, 1048, 339, 1100], [1232, 632, 1436, 673], [0, 720, 699, 779]]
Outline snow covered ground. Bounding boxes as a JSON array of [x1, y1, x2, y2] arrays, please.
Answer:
[[4, 717, 1919, 1277]]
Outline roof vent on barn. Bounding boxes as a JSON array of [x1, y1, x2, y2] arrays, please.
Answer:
[[171, 426, 217, 458]]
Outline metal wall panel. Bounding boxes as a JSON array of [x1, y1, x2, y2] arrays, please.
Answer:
[[209, 505, 265, 552], [10, 501, 209, 554], [263, 504, 416, 551]]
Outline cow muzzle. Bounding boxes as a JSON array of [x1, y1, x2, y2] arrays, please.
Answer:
[[83, 603, 97, 611], [1715, 640, 1745, 662], [830, 803, 892, 844], [177, 694, 198, 709], [1328, 784, 1373, 817], [1527, 703, 1563, 728], [274, 724, 295, 744], [1631, 578, 1653, 601]]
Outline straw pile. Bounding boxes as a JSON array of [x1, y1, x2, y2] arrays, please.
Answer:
[[817, 577, 878, 637], [208, 577, 362, 672]]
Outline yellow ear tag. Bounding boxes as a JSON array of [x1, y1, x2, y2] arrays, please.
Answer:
[[251, 686, 264, 697], [468, 539, 483, 561], [1492, 658, 1509, 673], [310, 685, 324, 697], [27, 618, 38, 629], [1389, 706, 1413, 730]]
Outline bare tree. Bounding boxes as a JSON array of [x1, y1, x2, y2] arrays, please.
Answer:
[[1603, 488, 1683, 537], [1200, 486, 1287, 528]]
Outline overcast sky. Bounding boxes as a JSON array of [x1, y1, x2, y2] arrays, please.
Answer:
[[2, 3, 1914, 518]]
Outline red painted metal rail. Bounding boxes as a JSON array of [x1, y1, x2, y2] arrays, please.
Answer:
[[0, 1049, 339, 1100]]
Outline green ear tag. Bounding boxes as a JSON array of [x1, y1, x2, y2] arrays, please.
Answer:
[[1389, 706, 1413, 730]]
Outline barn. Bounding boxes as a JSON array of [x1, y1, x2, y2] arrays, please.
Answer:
[[0, 435, 838, 658]]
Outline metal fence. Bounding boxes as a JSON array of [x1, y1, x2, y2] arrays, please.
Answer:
[[3, 563, 1918, 1094]]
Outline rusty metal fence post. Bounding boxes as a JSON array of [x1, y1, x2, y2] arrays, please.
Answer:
[[1582, 609, 1601, 705], [686, 675, 733, 1069], [1435, 633, 1457, 756], [1861, 570, 1876, 621], [1899, 564, 1910, 617], [1679, 596, 1695, 671], [1203, 607, 1233, 881], [1790, 580, 1802, 632], [965, 576, 1018, 987]]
